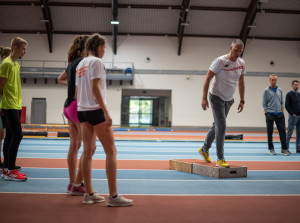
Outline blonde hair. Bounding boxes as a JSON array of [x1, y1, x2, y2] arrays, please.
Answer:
[[0, 46, 11, 59], [269, 74, 277, 79], [11, 37, 28, 52]]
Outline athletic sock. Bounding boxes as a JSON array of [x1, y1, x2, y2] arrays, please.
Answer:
[[112, 194, 118, 199]]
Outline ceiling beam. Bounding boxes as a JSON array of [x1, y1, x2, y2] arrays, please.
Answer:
[[40, 0, 53, 53], [258, 8, 300, 14], [2, 30, 300, 41], [112, 0, 118, 55], [239, 0, 260, 56], [0, 1, 37, 6], [1, 1, 300, 14], [177, 0, 190, 56]]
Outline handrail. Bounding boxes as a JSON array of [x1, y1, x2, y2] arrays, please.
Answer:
[[19, 60, 134, 69], [18, 60, 134, 81]]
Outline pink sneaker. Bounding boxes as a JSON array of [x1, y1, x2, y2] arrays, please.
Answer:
[[71, 183, 86, 196], [67, 183, 73, 193]]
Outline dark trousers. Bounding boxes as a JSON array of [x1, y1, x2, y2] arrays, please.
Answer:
[[265, 113, 287, 151], [2, 109, 23, 170]]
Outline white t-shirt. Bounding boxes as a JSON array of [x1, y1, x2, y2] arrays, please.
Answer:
[[76, 56, 106, 111], [209, 55, 246, 101]]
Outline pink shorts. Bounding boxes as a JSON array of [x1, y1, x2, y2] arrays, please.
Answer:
[[63, 100, 79, 124]]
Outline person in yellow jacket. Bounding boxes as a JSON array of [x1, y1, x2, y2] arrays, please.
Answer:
[[0, 37, 28, 181]]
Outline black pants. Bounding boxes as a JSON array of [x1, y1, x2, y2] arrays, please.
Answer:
[[2, 109, 23, 170], [265, 113, 287, 151]]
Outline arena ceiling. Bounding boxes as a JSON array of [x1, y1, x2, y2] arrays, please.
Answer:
[[0, 0, 299, 55]]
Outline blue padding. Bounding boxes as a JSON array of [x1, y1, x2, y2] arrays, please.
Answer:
[[34, 126, 46, 129], [154, 129, 173, 131], [23, 125, 34, 128], [113, 128, 129, 131], [129, 128, 148, 131]]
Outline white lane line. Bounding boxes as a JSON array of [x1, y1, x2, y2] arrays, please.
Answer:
[[15, 157, 300, 162], [24, 178, 300, 182], [0, 192, 299, 196], [18, 148, 276, 153], [17, 153, 299, 158], [6, 167, 300, 171]]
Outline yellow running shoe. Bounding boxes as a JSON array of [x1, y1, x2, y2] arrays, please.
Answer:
[[216, 159, 230, 168], [198, 147, 211, 163]]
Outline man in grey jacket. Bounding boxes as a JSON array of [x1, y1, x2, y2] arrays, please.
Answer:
[[262, 74, 289, 155]]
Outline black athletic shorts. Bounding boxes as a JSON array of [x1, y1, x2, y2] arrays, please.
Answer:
[[1, 115, 6, 129], [77, 109, 106, 126]]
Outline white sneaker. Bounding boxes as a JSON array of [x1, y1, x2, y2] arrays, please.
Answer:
[[83, 192, 105, 204], [281, 150, 290, 156], [107, 195, 133, 207]]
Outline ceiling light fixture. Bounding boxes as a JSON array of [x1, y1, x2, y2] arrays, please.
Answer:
[[181, 22, 190, 26], [248, 25, 256, 28], [40, 19, 49, 23], [111, 20, 119, 25]]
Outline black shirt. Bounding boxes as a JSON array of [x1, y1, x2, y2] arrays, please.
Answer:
[[64, 56, 84, 108], [285, 90, 300, 116]]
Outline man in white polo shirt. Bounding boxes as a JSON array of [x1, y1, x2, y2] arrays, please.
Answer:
[[198, 39, 246, 168]]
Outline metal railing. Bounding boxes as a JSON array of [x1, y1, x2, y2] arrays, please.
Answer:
[[18, 60, 134, 81], [19, 60, 67, 78]]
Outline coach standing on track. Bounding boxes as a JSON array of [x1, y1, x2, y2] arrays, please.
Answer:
[[199, 39, 246, 168]]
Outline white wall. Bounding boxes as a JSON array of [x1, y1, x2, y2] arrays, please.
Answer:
[[121, 74, 297, 128], [0, 33, 299, 127]]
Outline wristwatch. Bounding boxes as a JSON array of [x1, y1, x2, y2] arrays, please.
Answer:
[[240, 100, 245, 104]]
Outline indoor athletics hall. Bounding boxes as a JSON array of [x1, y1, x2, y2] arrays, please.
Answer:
[[0, 1, 299, 223]]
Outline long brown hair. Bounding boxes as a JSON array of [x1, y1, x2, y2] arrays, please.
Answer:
[[67, 35, 89, 64], [0, 46, 11, 60]]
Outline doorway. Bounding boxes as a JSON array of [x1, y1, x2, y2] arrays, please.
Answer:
[[129, 98, 153, 126], [121, 89, 171, 127], [31, 98, 46, 124]]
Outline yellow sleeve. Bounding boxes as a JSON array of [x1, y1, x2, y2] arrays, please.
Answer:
[[0, 62, 11, 79]]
